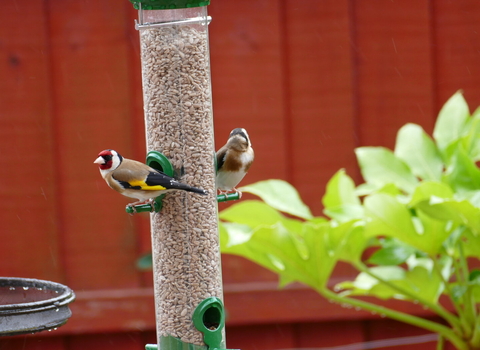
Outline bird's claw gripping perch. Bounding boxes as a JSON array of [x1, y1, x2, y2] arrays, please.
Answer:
[[126, 198, 161, 215], [126, 204, 137, 216], [216, 190, 242, 203]]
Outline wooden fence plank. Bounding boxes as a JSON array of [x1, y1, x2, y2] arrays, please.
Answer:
[[15, 285, 439, 336], [354, 0, 436, 146], [60, 288, 155, 335], [0, 0, 63, 282], [3, 0, 480, 348], [209, 0, 289, 185], [46, 0, 141, 290], [295, 321, 365, 349], [365, 319, 438, 350], [221, 255, 278, 285], [124, 4, 154, 288], [226, 324, 296, 350], [433, 0, 480, 110], [0, 337, 66, 350], [67, 332, 145, 350], [284, 0, 359, 215]]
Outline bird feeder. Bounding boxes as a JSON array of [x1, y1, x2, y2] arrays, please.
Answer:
[[129, 0, 235, 349]]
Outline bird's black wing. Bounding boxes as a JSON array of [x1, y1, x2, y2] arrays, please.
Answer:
[[216, 147, 227, 171], [145, 171, 208, 195]]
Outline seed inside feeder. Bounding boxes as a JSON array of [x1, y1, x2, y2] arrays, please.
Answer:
[[139, 21, 223, 345]]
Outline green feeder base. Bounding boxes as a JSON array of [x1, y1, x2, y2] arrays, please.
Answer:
[[146, 297, 239, 350]]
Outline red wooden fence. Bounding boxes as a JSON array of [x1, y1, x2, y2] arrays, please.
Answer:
[[1, 0, 480, 349]]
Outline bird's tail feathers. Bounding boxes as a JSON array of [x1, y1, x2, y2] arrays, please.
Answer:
[[187, 186, 209, 195], [177, 182, 208, 195]]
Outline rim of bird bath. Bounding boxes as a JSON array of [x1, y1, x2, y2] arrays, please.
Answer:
[[0, 277, 75, 336]]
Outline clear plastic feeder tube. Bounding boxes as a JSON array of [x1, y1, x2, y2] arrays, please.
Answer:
[[135, 3, 223, 347]]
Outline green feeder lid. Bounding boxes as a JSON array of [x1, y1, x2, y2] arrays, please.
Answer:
[[129, 0, 210, 10]]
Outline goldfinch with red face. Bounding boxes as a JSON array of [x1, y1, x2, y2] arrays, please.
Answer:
[[216, 128, 254, 197], [94, 149, 207, 212]]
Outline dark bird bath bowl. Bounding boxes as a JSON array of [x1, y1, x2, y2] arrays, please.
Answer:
[[0, 277, 75, 336]]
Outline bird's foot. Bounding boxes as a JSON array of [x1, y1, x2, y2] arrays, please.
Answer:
[[126, 204, 137, 216], [217, 189, 242, 198], [232, 188, 243, 198], [127, 199, 156, 215], [147, 198, 157, 212]]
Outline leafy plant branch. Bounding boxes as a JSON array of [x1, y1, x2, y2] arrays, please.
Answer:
[[219, 92, 480, 349], [352, 260, 462, 333], [433, 253, 472, 337], [317, 287, 467, 350]]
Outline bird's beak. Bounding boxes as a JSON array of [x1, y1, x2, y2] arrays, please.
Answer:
[[94, 156, 104, 164]]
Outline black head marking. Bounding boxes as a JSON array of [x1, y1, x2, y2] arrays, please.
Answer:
[[97, 149, 123, 170], [229, 128, 249, 143]]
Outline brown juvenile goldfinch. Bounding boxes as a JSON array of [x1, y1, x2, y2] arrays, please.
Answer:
[[94, 149, 207, 212], [216, 128, 254, 197]]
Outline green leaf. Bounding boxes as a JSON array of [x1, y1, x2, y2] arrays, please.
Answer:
[[267, 253, 285, 271], [405, 254, 434, 274], [451, 284, 468, 302], [240, 180, 313, 220], [415, 197, 480, 234], [469, 269, 480, 284], [323, 169, 361, 207], [368, 245, 415, 266], [220, 222, 254, 248], [328, 220, 368, 264], [303, 222, 339, 287], [221, 223, 314, 286], [473, 285, 480, 303], [461, 190, 480, 207], [462, 229, 480, 258], [336, 266, 408, 300], [414, 210, 454, 255], [405, 265, 444, 303], [461, 107, 480, 161], [323, 170, 364, 222], [364, 194, 422, 248], [364, 193, 451, 255], [409, 181, 454, 207], [355, 183, 403, 197], [377, 183, 403, 196], [433, 91, 470, 151], [219, 200, 301, 231], [323, 205, 364, 223], [220, 200, 286, 226], [355, 147, 418, 193], [443, 144, 480, 193], [338, 263, 444, 303], [309, 217, 329, 225], [394, 123, 443, 181], [136, 253, 152, 270], [278, 274, 297, 288], [442, 225, 465, 256], [355, 182, 379, 196], [221, 219, 338, 289]]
